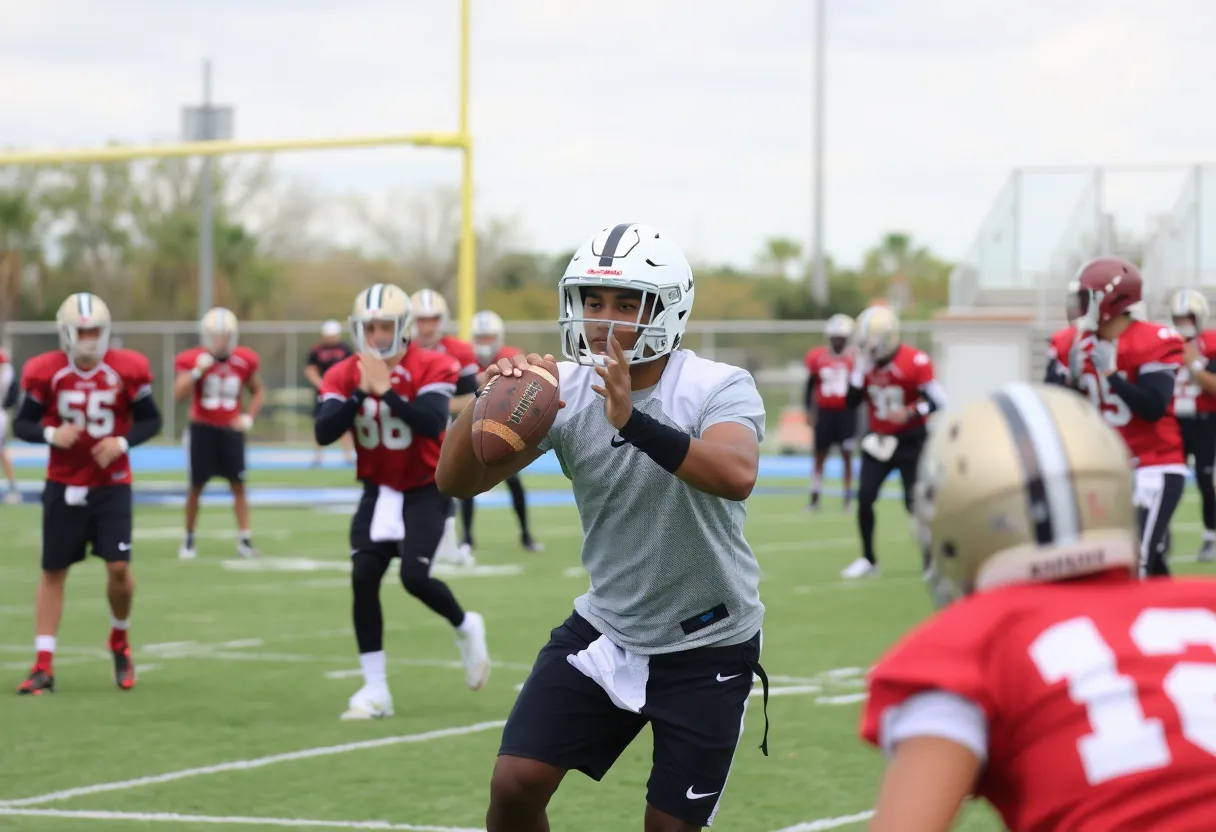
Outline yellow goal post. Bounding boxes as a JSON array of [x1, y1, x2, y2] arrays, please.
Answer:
[[0, 0, 479, 341]]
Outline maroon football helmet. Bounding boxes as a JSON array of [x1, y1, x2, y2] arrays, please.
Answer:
[[1073, 257, 1143, 327]]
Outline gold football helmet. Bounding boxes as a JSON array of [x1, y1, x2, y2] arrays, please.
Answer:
[[915, 382, 1138, 608], [1168, 288, 1209, 339], [855, 304, 900, 361], [56, 293, 112, 362], [200, 307, 239, 358], [351, 283, 413, 359]]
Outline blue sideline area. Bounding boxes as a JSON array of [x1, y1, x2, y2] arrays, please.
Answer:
[[0, 445, 845, 508]]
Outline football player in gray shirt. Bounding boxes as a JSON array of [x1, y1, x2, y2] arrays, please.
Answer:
[[438, 223, 769, 831]]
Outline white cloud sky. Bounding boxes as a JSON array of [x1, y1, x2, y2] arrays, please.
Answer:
[[3, 0, 1215, 273]]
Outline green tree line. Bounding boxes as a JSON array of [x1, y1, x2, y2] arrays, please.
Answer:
[[0, 154, 955, 324]]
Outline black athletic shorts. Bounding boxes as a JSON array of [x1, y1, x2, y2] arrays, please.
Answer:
[[1180, 413, 1216, 474], [500, 612, 767, 828], [814, 407, 858, 453], [349, 481, 451, 566], [187, 421, 246, 487], [41, 482, 132, 572]]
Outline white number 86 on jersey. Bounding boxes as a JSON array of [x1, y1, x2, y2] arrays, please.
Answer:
[[353, 397, 413, 450]]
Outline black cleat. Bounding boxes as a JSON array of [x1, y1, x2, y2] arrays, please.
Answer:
[[17, 666, 54, 696], [112, 643, 136, 691]]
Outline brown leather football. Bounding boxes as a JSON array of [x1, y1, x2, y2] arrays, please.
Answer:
[[471, 359, 561, 465]]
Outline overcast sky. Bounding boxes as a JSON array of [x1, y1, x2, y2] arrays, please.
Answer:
[[3, 0, 1215, 271]]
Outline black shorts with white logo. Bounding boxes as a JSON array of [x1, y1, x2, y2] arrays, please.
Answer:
[[187, 421, 246, 487], [814, 407, 858, 453], [41, 482, 133, 572], [499, 612, 766, 828]]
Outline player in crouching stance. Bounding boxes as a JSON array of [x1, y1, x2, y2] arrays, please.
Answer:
[[861, 383, 1216, 832], [15, 293, 163, 694], [317, 283, 489, 720], [173, 307, 264, 560], [439, 224, 769, 832]]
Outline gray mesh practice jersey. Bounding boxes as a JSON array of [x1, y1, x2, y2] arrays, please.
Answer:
[[539, 350, 767, 655]]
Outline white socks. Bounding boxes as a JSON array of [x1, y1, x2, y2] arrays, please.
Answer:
[[360, 651, 387, 688], [35, 635, 56, 653], [111, 615, 130, 630]]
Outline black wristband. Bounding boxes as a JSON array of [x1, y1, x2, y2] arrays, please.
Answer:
[[351, 389, 367, 405], [617, 410, 691, 474]]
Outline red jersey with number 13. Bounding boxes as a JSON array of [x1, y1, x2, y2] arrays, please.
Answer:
[[862, 573, 1216, 832], [175, 346, 260, 428], [320, 346, 459, 491], [861, 344, 935, 435], [21, 349, 153, 487], [804, 346, 853, 411]]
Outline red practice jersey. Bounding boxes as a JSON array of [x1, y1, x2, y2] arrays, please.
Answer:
[[1173, 330, 1216, 417], [21, 349, 153, 487], [175, 346, 260, 428], [804, 346, 853, 411], [860, 344, 936, 435], [478, 345, 521, 372], [431, 336, 479, 382], [862, 573, 1216, 832], [1059, 321, 1184, 468], [320, 345, 459, 492]]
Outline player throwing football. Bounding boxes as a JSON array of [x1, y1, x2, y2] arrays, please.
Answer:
[[1046, 258, 1185, 577], [438, 223, 769, 832], [173, 307, 264, 560], [456, 309, 543, 559], [14, 293, 163, 694], [861, 382, 1216, 832], [316, 283, 489, 720]]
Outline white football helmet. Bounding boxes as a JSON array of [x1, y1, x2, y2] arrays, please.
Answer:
[[56, 293, 112, 363], [824, 314, 854, 353], [558, 223, 695, 366], [321, 319, 343, 338], [351, 283, 413, 359], [1065, 280, 1083, 323], [855, 304, 900, 361], [471, 310, 506, 366], [200, 307, 239, 358], [916, 382, 1137, 609], [1169, 288, 1209, 338]]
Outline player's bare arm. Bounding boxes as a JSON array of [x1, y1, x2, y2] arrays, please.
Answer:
[[870, 736, 980, 832], [594, 336, 759, 502], [243, 371, 265, 421], [804, 373, 818, 426], [436, 352, 557, 499], [304, 362, 324, 391]]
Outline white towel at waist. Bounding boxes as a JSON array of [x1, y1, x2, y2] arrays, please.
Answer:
[[370, 485, 405, 541], [567, 633, 650, 714]]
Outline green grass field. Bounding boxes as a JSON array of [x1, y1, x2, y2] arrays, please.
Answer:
[[1, 467, 1212, 831]]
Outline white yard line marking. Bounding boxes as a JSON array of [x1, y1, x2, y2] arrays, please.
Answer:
[[0, 808, 482, 831], [0, 720, 506, 808], [770, 810, 875, 831]]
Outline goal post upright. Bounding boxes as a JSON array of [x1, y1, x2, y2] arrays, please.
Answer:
[[0, 0, 479, 339]]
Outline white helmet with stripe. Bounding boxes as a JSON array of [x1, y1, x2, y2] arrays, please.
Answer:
[[351, 283, 413, 359], [1169, 288, 1209, 338], [558, 223, 695, 366], [915, 382, 1137, 609], [200, 307, 239, 358], [471, 310, 505, 366], [56, 293, 112, 363], [410, 289, 449, 348]]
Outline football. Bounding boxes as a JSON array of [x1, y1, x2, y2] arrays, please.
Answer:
[[471, 358, 561, 465]]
